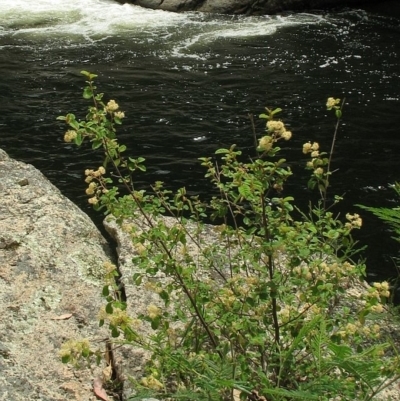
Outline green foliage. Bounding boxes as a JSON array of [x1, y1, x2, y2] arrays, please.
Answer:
[[58, 72, 400, 400], [357, 183, 400, 244], [357, 183, 400, 293]]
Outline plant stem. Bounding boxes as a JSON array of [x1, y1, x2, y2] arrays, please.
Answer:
[[323, 97, 346, 210]]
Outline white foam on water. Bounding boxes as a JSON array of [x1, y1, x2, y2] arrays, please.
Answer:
[[0, 0, 190, 40], [0, 0, 333, 56]]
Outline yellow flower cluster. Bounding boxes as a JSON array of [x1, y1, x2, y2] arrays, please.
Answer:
[[293, 260, 355, 285], [114, 111, 125, 119], [266, 120, 292, 140], [361, 281, 390, 316], [345, 213, 362, 230], [293, 265, 313, 281], [98, 306, 136, 328], [336, 321, 381, 339], [104, 100, 126, 120], [278, 305, 293, 323], [303, 142, 327, 175], [103, 261, 117, 285], [59, 338, 91, 359], [218, 288, 237, 307], [258, 135, 274, 152], [227, 274, 258, 295], [326, 97, 341, 110], [88, 197, 98, 205], [363, 323, 381, 338], [302, 141, 319, 155], [64, 130, 77, 143], [320, 261, 354, 276], [141, 374, 164, 390], [147, 304, 161, 319], [372, 281, 390, 298], [167, 327, 178, 346], [84, 167, 107, 205], [144, 281, 163, 294], [84, 167, 106, 182], [103, 261, 117, 274], [85, 181, 97, 195], [258, 119, 292, 152], [370, 303, 384, 313], [134, 242, 147, 256], [105, 99, 119, 112]]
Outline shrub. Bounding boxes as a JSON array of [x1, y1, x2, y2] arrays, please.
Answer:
[[58, 71, 400, 400]]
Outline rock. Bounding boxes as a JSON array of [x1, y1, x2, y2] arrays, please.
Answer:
[[103, 216, 161, 400], [146, 0, 250, 13], [118, 0, 388, 15], [0, 149, 115, 401], [136, 0, 163, 9], [197, 0, 251, 13], [147, 0, 205, 12]]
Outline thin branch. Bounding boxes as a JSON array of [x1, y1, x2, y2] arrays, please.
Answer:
[[323, 97, 346, 210]]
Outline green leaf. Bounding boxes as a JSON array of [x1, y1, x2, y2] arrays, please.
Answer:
[[75, 133, 83, 146], [324, 229, 339, 239], [81, 348, 90, 358], [328, 342, 352, 359], [102, 285, 110, 296], [357, 202, 400, 240], [245, 297, 256, 307], [61, 354, 70, 364], [92, 139, 103, 149], [111, 326, 120, 337], [105, 302, 113, 314], [215, 148, 230, 154], [261, 387, 319, 400], [270, 107, 283, 116], [114, 301, 127, 310], [238, 184, 252, 199], [83, 87, 93, 99], [151, 316, 161, 330], [81, 70, 98, 80], [69, 119, 80, 130], [133, 273, 142, 285], [159, 290, 170, 304]]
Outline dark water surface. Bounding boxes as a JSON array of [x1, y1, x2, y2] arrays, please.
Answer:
[[1, 0, 399, 284]]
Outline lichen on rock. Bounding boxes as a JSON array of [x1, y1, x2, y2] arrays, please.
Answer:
[[0, 148, 115, 401]]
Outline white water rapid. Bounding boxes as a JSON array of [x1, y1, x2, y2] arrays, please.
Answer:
[[0, 0, 332, 56]]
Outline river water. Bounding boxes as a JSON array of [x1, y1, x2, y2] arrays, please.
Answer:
[[1, 0, 399, 284]]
